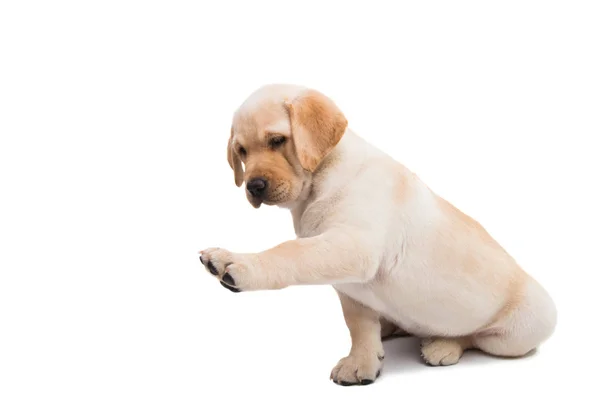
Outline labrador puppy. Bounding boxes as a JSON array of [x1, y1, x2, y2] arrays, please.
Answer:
[[199, 84, 557, 386]]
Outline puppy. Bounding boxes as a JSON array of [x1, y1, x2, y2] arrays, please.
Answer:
[[199, 84, 557, 385]]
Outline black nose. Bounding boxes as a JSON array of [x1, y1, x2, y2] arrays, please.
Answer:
[[246, 178, 267, 197]]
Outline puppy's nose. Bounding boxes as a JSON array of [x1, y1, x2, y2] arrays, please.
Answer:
[[246, 178, 267, 197]]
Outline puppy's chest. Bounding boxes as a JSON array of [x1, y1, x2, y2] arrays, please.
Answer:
[[294, 192, 347, 237]]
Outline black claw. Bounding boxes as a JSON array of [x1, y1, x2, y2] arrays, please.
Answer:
[[222, 272, 235, 286], [376, 370, 381, 378], [360, 379, 374, 385], [220, 281, 241, 293], [338, 381, 356, 386], [206, 261, 218, 275]]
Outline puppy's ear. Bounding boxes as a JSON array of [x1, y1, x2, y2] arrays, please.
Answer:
[[227, 127, 244, 187], [285, 89, 348, 172]]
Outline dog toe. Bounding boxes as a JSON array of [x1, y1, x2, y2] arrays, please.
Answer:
[[206, 260, 218, 275], [222, 272, 235, 286], [220, 281, 241, 293]]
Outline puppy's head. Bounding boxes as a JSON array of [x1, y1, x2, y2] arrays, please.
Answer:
[[227, 84, 347, 208]]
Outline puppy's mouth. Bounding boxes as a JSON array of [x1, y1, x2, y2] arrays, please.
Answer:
[[248, 195, 263, 209], [246, 182, 292, 208], [248, 193, 289, 209]]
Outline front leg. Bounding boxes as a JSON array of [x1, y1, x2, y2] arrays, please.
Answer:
[[199, 229, 379, 292], [330, 291, 384, 386]]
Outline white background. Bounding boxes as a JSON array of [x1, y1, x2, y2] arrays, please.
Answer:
[[1, 1, 599, 399]]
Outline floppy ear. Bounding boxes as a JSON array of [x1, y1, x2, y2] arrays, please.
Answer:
[[227, 127, 244, 187], [285, 89, 348, 172]]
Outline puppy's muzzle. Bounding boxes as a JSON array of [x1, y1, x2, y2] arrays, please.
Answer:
[[246, 177, 268, 198]]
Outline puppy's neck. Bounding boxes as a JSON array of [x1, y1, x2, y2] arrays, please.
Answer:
[[287, 129, 372, 227], [312, 129, 370, 185]]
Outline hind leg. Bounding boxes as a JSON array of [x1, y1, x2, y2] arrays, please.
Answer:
[[420, 337, 473, 366], [474, 278, 557, 357]]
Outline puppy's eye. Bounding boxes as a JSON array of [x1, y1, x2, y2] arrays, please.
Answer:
[[269, 136, 287, 148], [237, 146, 247, 157]]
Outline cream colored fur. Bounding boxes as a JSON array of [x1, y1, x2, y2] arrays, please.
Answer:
[[200, 84, 557, 386]]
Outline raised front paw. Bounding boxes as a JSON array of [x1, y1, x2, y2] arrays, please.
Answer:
[[330, 352, 383, 386], [199, 247, 258, 292]]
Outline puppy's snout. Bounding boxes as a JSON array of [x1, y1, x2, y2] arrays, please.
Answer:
[[246, 178, 268, 197]]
